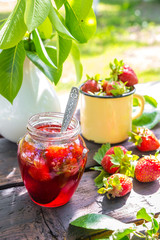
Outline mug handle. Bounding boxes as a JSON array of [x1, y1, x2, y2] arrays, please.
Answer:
[[132, 94, 145, 120]]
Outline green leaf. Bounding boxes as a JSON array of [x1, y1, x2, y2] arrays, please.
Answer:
[[57, 35, 72, 67], [70, 213, 134, 231], [65, 2, 96, 43], [54, 0, 66, 9], [26, 51, 62, 85], [32, 29, 57, 68], [152, 218, 159, 234], [70, 42, 83, 82], [111, 228, 135, 240], [0, 0, 27, 49], [143, 95, 158, 108], [48, 5, 75, 40], [93, 143, 111, 165], [24, 0, 51, 32], [0, 41, 25, 103], [38, 17, 53, 39], [90, 166, 103, 171], [136, 208, 152, 222], [132, 110, 160, 129], [94, 170, 110, 188]]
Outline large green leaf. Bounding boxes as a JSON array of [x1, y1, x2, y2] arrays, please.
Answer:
[[65, 1, 96, 43], [0, 41, 25, 103], [48, 5, 75, 40], [0, 0, 27, 49], [54, 0, 66, 9], [26, 50, 62, 85], [132, 109, 160, 129], [70, 42, 83, 82], [70, 213, 134, 231], [24, 0, 51, 33], [57, 35, 72, 67], [32, 29, 57, 68]]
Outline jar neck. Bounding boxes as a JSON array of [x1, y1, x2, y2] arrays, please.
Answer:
[[27, 112, 80, 143]]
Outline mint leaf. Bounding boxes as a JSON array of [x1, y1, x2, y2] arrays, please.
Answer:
[[90, 166, 103, 171], [0, 41, 25, 103], [136, 208, 152, 222], [132, 110, 160, 129], [93, 143, 111, 165], [144, 95, 158, 108], [111, 228, 135, 240], [70, 213, 134, 231], [24, 0, 51, 33]]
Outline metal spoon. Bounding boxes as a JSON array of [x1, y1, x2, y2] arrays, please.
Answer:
[[61, 87, 79, 132]]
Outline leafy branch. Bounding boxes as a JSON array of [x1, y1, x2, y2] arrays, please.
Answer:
[[70, 208, 160, 239], [0, 0, 97, 103]]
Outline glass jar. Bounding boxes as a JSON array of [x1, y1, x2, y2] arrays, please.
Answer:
[[17, 112, 88, 207]]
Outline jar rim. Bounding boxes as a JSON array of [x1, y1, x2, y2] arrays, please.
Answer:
[[27, 112, 80, 142]]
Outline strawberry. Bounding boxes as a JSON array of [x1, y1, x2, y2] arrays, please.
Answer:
[[118, 64, 138, 86], [98, 173, 132, 198], [129, 127, 160, 152], [135, 155, 160, 182], [81, 74, 101, 94], [101, 146, 138, 177], [81, 79, 100, 93], [29, 157, 51, 181]]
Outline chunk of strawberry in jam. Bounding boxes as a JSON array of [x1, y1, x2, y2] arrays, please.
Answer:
[[29, 157, 51, 181]]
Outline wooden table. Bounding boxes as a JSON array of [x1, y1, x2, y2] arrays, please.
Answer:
[[1, 82, 160, 240]]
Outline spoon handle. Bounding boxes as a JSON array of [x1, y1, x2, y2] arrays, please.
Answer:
[[61, 87, 79, 132]]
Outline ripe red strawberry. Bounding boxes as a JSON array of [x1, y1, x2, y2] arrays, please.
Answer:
[[102, 80, 108, 92], [101, 146, 127, 174], [98, 173, 132, 198], [118, 64, 138, 86], [101, 146, 138, 177], [129, 127, 160, 152], [135, 155, 160, 182], [81, 79, 100, 93], [105, 81, 128, 96]]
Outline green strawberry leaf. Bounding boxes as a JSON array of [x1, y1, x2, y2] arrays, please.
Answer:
[[70, 213, 134, 231], [109, 58, 124, 81], [132, 109, 160, 129], [94, 170, 110, 188], [144, 95, 158, 108], [90, 166, 103, 171], [128, 131, 142, 146], [110, 81, 130, 96], [136, 208, 152, 222], [93, 143, 111, 165]]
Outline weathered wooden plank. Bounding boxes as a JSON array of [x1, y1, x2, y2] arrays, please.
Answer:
[[1, 171, 160, 240], [0, 138, 22, 187]]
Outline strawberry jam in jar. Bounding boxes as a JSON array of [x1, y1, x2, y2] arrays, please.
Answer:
[[18, 112, 88, 207]]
